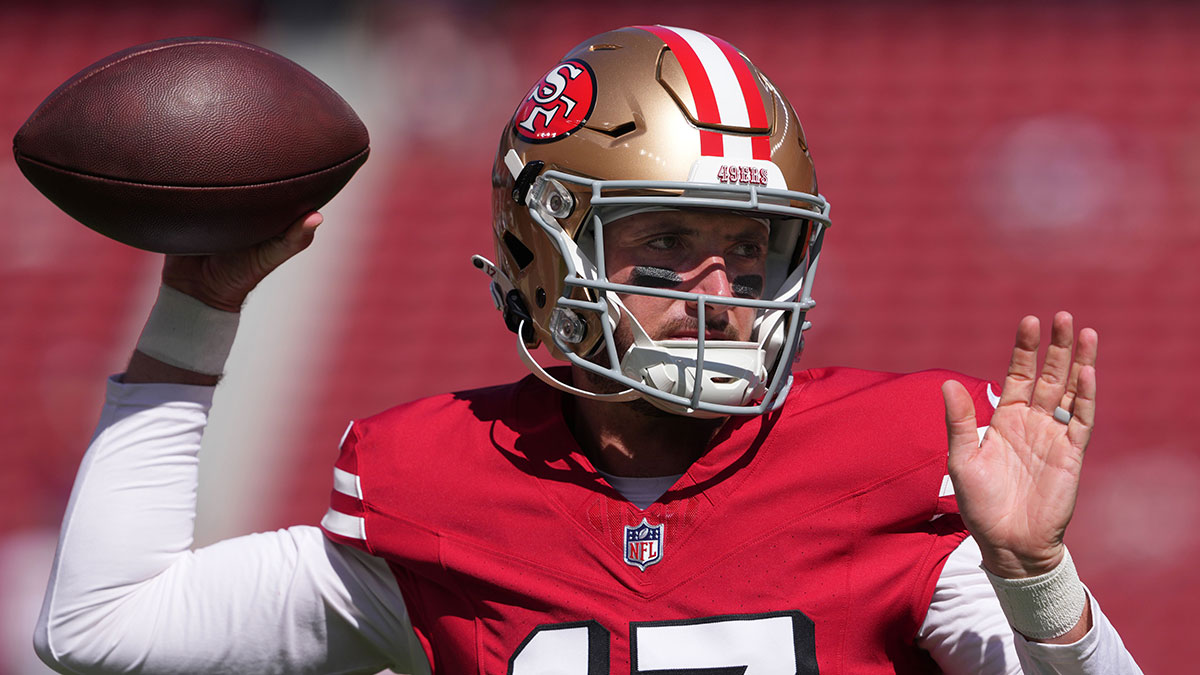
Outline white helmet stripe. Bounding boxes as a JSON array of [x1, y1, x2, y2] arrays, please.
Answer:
[[664, 26, 753, 159], [641, 25, 771, 161], [710, 35, 773, 160], [637, 25, 723, 156]]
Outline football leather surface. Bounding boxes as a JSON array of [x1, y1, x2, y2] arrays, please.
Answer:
[[12, 36, 369, 254]]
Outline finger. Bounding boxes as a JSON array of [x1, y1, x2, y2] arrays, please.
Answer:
[[1061, 327, 1098, 411], [998, 315, 1040, 407], [1066, 364, 1096, 451], [943, 379, 980, 469], [1030, 311, 1074, 413]]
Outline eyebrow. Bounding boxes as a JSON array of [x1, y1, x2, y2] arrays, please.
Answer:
[[644, 220, 766, 241]]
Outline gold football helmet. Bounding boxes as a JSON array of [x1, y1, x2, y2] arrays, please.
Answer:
[[475, 25, 831, 417]]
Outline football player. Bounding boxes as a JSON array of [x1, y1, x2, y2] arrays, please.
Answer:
[[36, 26, 1140, 674]]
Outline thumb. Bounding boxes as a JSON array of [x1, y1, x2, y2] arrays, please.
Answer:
[[255, 211, 323, 272], [943, 379, 980, 468]]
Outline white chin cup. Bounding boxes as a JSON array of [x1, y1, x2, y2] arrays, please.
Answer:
[[621, 339, 767, 416]]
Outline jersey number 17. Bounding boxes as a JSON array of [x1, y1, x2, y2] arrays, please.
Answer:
[[509, 611, 818, 674]]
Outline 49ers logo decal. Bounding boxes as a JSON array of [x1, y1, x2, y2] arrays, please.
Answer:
[[717, 164, 769, 186], [514, 59, 596, 143]]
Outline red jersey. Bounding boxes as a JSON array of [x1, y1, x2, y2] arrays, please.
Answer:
[[322, 366, 997, 674]]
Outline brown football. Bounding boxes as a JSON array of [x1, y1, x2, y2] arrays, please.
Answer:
[[12, 37, 369, 254]]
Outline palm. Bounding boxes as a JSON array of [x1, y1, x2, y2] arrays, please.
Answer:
[[943, 313, 1098, 578]]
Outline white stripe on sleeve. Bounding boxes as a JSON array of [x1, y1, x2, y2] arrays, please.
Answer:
[[333, 466, 363, 500], [939, 474, 955, 497], [322, 508, 366, 541]]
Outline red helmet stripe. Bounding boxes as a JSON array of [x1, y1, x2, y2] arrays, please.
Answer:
[[711, 36, 772, 160], [637, 25, 724, 156]]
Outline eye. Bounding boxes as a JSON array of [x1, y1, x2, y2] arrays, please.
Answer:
[[645, 235, 682, 251], [730, 241, 766, 260]]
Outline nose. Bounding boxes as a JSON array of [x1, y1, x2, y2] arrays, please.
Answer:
[[689, 256, 737, 297], [683, 256, 736, 320]]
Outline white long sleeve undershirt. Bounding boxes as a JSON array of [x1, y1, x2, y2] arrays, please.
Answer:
[[34, 378, 1141, 674]]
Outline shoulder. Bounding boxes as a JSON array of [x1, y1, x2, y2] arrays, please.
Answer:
[[767, 366, 999, 482], [359, 367, 571, 434], [353, 379, 520, 440], [336, 373, 564, 481], [787, 366, 998, 424], [322, 374, 555, 551]]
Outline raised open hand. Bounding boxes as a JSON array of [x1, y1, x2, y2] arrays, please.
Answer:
[[942, 312, 1098, 579]]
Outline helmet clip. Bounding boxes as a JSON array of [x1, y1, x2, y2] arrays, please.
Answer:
[[511, 160, 545, 204], [503, 290, 536, 343]]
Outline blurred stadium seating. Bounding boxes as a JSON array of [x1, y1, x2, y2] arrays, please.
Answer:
[[2, 1, 1195, 672]]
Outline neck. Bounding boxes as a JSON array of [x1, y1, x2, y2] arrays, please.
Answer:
[[566, 367, 727, 477]]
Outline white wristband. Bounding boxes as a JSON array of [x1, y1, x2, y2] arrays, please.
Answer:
[[983, 547, 1088, 640], [135, 285, 240, 376]]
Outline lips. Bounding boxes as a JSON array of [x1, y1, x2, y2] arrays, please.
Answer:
[[667, 331, 731, 341], [655, 316, 737, 341]]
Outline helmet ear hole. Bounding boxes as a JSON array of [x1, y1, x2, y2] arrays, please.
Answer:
[[502, 231, 535, 270]]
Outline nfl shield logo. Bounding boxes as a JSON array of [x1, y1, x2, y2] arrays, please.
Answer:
[[624, 518, 664, 570]]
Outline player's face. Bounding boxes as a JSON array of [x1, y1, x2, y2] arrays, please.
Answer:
[[603, 209, 769, 346]]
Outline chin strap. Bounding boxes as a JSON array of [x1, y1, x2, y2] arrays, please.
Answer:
[[475, 252, 638, 403], [515, 320, 640, 402]]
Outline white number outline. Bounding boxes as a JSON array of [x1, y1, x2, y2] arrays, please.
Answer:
[[631, 611, 817, 674], [507, 620, 609, 675], [509, 611, 817, 675]]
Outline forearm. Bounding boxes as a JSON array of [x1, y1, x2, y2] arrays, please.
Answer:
[[920, 537, 1142, 675], [36, 216, 347, 673], [1013, 592, 1140, 675], [35, 377, 214, 671], [124, 349, 221, 385], [34, 378, 410, 674]]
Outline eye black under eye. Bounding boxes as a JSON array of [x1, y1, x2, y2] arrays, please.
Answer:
[[732, 275, 764, 298], [629, 265, 683, 288]]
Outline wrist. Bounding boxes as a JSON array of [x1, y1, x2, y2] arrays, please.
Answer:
[[159, 278, 247, 313], [983, 546, 1088, 640], [133, 285, 240, 376], [978, 541, 1065, 579]]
